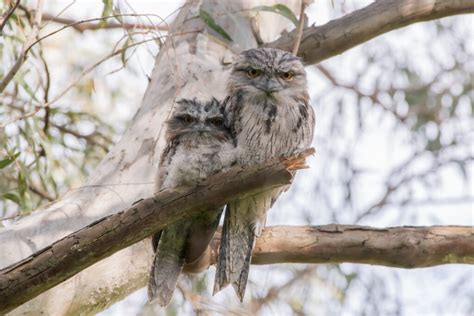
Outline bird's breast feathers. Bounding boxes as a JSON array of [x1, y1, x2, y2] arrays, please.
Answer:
[[232, 95, 314, 163]]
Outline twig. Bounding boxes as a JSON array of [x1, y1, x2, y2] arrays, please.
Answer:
[[0, 35, 168, 128], [292, 0, 307, 55], [355, 156, 474, 222], [27, 185, 55, 202], [0, 0, 44, 93], [54, 124, 110, 152], [315, 64, 407, 124], [0, 0, 20, 35], [41, 12, 169, 32], [0, 213, 22, 221], [251, 266, 314, 313], [31, 13, 168, 50], [3, 175, 55, 202], [39, 47, 51, 134], [0, 12, 168, 96]]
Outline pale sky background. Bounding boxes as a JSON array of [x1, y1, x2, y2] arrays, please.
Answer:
[[33, 1, 474, 315]]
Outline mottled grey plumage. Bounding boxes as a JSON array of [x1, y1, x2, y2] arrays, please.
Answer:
[[148, 98, 235, 306], [214, 48, 315, 300]]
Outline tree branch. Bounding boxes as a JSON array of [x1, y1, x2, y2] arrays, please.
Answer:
[[2, 174, 55, 202], [268, 0, 474, 64], [292, 0, 307, 55], [0, 149, 312, 314], [208, 225, 473, 267], [41, 12, 169, 32], [1, 141, 472, 313]]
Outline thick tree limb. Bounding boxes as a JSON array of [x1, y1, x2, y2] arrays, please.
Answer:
[[213, 225, 473, 267], [2, 207, 473, 313], [0, 150, 312, 314], [268, 0, 474, 64]]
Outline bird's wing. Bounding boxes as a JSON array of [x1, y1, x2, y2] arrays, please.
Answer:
[[214, 188, 282, 301]]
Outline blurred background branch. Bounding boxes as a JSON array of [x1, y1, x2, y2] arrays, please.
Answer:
[[0, 0, 20, 34], [269, 0, 474, 64], [40, 11, 169, 33]]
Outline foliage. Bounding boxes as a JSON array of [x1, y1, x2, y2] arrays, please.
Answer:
[[0, 1, 163, 220], [199, 9, 233, 42], [252, 4, 299, 26]]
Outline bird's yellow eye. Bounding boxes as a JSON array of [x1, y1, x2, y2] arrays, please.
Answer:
[[247, 68, 260, 78], [280, 71, 295, 81]]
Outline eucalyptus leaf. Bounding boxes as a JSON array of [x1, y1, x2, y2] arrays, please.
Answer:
[[3, 192, 21, 205], [426, 136, 441, 152], [199, 9, 233, 42], [120, 38, 131, 67], [0, 152, 20, 169], [18, 171, 27, 198], [253, 4, 299, 27], [100, 0, 113, 28], [14, 74, 40, 103]]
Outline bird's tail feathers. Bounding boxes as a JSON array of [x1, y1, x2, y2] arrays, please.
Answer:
[[148, 226, 187, 307], [214, 201, 263, 301], [148, 250, 185, 306], [213, 208, 231, 295], [231, 225, 254, 302]]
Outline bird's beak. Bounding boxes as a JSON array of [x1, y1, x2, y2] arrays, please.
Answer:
[[257, 78, 281, 94], [196, 123, 209, 133]]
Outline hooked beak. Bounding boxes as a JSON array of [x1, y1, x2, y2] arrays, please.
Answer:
[[256, 78, 282, 94], [191, 123, 209, 134]]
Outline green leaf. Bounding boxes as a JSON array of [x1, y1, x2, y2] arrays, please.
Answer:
[[426, 136, 441, 152], [120, 37, 131, 67], [253, 4, 299, 27], [0, 152, 20, 169], [199, 9, 233, 42], [17, 170, 31, 213], [2, 193, 21, 205], [100, 0, 113, 28], [18, 171, 27, 198], [14, 74, 40, 103]]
